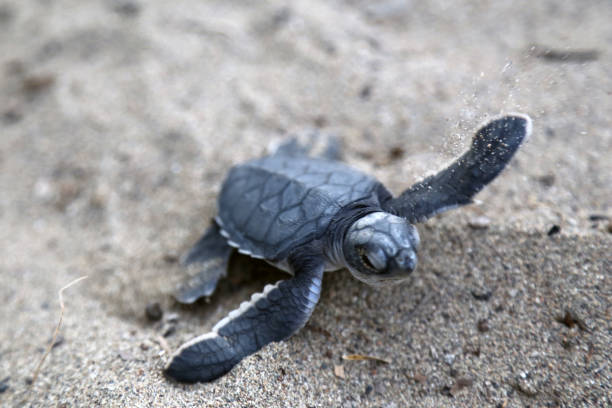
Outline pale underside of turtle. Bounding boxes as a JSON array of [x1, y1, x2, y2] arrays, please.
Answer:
[[164, 114, 531, 383]]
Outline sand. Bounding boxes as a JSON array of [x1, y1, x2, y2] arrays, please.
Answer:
[[1, 0, 610, 407]]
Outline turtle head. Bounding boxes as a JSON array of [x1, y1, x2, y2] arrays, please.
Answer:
[[343, 212, 419, 286]]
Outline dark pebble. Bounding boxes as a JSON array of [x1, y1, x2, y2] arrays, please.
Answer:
[[52, 334, 65, 348], [360, 84, 372, 100], [22, 74, 55, 93], [477, 319, 490, 332], [450, 377, 474, 395], [112, 1, 141, 17], [162, 253, 178, 263], [0, 377, 9, 393], [3, 109, 22, 124], [388, 146, 405, 161], [471, 289, 493, 301], [536, 47, 599, 63], [271, 7, 291, 28], [365, 384, 373, 395], [313, 115, 328, 128], [145, 302, 163, 322], [440, 385, 453, 397], [555, 309, 590, 332], [413, 372, 427, 384], [588, 214, 609, 222], [162, 324, 176, 337], [547, 225, 561, 236], [536, 174, 555, 187]]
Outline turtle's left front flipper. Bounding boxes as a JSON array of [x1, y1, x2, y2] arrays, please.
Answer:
[[385, 114, 531, 222], [164, 256, 324, 383], [174, 221, 233, 304]]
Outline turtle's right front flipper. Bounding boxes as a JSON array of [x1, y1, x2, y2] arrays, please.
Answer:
[[385, 114, 531, 222], [175, 222, 233, 304], [165, 256, 324, 383]]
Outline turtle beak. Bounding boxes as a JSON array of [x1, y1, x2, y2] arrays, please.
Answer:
[[387, 248, 417, 276]]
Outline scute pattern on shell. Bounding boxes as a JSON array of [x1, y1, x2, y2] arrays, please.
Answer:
[[217, 155, 383, 260]]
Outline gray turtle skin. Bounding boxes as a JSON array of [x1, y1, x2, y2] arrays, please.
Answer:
[[165, 114, 532, 383]]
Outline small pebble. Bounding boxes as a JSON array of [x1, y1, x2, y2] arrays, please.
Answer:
[[513, 373, 538, 397], [477, 319, 490, 332], [314, 115, 328, 128], [22, 74, 55, 93], [471, 288, 493, 301], [450, 377, 474, 396], [536, 174, 555, 187], [162, 253, 178, 263], [118, 350, 135, 361], [388, 146, 405, 161], [547, 225, 561, 236], [440, 385, 452, 397], [413, 372, 427, 384], [165, 312, 180, 323], [334, 364, 345, 379], [145, 302, 163, 322], [112, 0, 141, 17], [555, 309, 590, 332], [51, 334, 65, 348], [0, 377, 9, 393], [468, 216, 491, 230], [3, 108, 22, 124], [359, 84, 372, 100], [162, 324, 176, 337]]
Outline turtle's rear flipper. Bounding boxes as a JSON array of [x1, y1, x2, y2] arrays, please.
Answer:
[[273, 137, 311, 157], [175, 222, 232, 304], [385, 114, 531, 222], [318, 135, 342, 161], [274, 131, 342, 161], [165, 256, 324, 383]]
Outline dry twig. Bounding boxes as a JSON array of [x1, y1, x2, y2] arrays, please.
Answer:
[[29, 276, 88, 386]]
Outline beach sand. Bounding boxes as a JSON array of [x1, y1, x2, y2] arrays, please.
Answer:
[[1, 1, 610, 406]]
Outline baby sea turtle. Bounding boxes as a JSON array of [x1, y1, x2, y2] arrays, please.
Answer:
[[165, 114, 531, 383]]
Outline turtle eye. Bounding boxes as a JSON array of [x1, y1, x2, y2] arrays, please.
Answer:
[[360, 253, 375, 270], [360, 246, 387, 272]]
